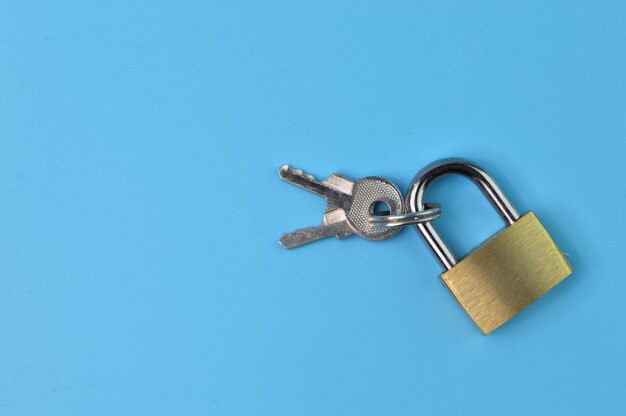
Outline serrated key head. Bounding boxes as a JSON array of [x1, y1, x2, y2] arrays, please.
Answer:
[[346, 177, 404, 240]]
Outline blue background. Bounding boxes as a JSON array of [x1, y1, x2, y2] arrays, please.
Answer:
[[1, 1, 625, 414]]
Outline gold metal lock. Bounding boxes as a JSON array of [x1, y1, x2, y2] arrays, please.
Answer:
[[407, 158, 573, 334]]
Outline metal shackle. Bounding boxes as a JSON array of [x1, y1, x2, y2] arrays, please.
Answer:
[[407, 158, 520, 271]]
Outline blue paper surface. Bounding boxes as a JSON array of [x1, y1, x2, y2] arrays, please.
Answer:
[[1, 1, 625, 414]]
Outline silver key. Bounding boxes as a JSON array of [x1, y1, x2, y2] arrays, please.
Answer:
[[278, 165, 354, 211], [278, 165, 404, 248]]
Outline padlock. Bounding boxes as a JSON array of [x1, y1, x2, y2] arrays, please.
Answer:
[[407, 158, 572, 334]]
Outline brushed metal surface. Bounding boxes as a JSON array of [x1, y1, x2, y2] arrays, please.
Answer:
[[441, 212, 572, 335]]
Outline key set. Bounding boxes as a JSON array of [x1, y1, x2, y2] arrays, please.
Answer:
[[278, 165, 440, 249], [278, 158, 573, 334]]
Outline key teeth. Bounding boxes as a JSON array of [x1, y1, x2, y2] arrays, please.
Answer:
[[279, 221, 353, 249], [278, 164, 317, 181]]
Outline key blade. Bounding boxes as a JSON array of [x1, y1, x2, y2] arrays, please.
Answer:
[[279, 222, 354, 249], [279, 208, 354, 249], [278, 165, 353, 210]]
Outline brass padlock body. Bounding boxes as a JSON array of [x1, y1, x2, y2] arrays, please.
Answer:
[[441, 211, 572, 334]]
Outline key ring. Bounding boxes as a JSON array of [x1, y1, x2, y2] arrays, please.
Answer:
[[368, 203, 441, 228]]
